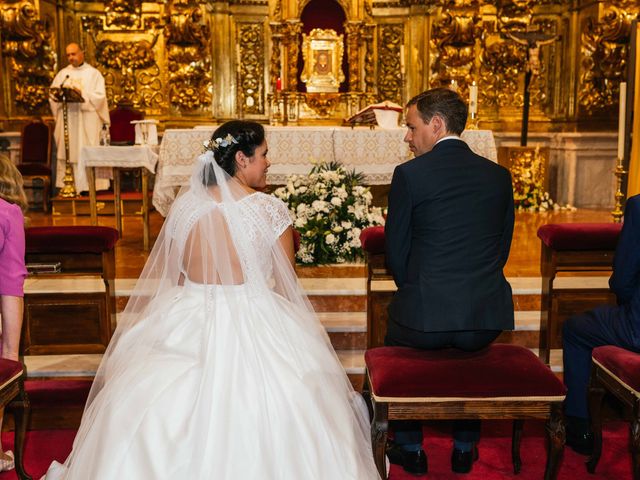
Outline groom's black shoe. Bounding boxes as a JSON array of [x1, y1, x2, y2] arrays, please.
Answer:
[[451, 444, 479, 474], [386, 443, 427, 475], [566, 416, 594, 456]]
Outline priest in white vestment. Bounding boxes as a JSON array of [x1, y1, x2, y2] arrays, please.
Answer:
[[50, 43, 110, 193]]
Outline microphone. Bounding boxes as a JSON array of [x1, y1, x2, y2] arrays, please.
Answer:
[[60, 75, 69, 88]]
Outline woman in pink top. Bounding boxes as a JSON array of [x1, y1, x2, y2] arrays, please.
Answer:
[[0, 154, 28, 472]]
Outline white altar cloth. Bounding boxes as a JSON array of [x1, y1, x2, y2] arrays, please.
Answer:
[[152, 127, 497, 216]]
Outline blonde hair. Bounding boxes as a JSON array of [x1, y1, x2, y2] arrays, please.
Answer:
[[0, 154, 28, 213]]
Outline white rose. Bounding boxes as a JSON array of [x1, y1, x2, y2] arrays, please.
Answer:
[[325, 233, 336, 245], [294, 218, 306, 228], [331, 197, 342, 207], [341, 221, 352, 229]]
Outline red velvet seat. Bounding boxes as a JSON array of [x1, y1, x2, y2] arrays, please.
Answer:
[[25, 226, 119, 254], [365, 344, 566, 479], [537, 223, 622, 251], [0, 359, 31, 479], [587, 346, 640, 478], [367, 344, 566, 399], [109, 103, 144, 145], [22, 226, 119, 355], [17, 120, 53, 212], [536, 223, 621, 364]]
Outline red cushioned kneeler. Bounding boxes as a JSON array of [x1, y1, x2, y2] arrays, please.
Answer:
[[364, 344, 566, 479], [588, 346, 640, 478], [537, 223, 621, 364], [22, 226, 119, 355]]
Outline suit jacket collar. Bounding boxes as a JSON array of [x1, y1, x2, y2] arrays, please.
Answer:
[[431, 137, 468, 153]]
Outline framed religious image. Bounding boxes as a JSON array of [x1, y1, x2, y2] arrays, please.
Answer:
[[300, 28, 345, 93]]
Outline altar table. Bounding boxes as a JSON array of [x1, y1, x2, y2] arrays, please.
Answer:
[[152, 127, 497, 217], [82, 145, 158, 250]]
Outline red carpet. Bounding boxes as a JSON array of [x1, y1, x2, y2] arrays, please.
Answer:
[[0, 420, 630, 479]]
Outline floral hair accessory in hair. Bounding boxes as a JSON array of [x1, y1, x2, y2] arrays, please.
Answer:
[[204, 133, 239, 152]]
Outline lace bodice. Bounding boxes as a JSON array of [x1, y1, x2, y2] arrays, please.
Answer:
[[167, 190, 292, 284]]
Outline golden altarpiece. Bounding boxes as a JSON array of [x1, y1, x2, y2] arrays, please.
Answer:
[[0, 0, 638, 130]]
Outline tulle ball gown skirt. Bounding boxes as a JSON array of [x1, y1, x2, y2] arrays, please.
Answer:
[[45, 281, 380, 479]]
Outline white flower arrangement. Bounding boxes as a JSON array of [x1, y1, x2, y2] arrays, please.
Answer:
[[274, 161, 385, 265]]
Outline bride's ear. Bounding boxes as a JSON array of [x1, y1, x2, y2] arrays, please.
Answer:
[[235, 150, 247, 169]]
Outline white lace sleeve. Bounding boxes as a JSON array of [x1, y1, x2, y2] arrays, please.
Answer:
[[254, 193, 292, 239]]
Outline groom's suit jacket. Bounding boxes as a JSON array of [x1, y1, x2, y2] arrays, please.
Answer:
[[385, 138, 515, 333]]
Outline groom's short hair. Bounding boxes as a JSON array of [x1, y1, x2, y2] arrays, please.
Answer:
[[407, 88, 468, 136]]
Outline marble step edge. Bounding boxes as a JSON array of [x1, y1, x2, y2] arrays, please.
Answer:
[[23, 276, 611, 296], [23, 348, 564, 380], [25, 276, 609, 297]]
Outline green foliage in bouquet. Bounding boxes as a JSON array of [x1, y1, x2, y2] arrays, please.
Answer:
[[274, 161, 385, 265]]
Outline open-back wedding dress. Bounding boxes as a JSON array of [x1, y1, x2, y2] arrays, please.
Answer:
[[44, 151, 380, 479]]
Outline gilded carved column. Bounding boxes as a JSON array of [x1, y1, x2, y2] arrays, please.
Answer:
[[283, 20, 302, 91], [363, 23, 376, 101], [377, 24, 403, 104], [269, 22, 286, 94], [345, 21, 364, 92], [237, 22, 265, 115], [0, 0, 55, 113]]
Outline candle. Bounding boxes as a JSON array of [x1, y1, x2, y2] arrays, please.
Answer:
[[400, 45, 405, 75], [469, 81, 478, 115], [276, 77, 282, 92], [450, 79, 458, 92], [618, 82, 627, 160]]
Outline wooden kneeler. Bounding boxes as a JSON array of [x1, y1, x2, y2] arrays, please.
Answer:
[[365, 344, 567, 479]]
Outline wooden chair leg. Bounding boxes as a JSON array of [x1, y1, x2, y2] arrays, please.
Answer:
[[7, 381, 31, 480], [587, 371, 606, 474], [632, 403, 640, 480], [544, 403, 565, 480], [512, 419, 524, 473], [371, 401, 388, 480]]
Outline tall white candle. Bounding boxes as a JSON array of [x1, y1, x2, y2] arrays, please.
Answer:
[[450, 79, 458, 92], [618, 82, 627, 160], [469, 81, 478, 115], [400, 45, 405, 75]]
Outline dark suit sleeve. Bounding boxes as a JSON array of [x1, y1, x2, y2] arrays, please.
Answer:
[[385, 166, 412, 287], [609, 195, 640, 304], [500, 171, 515, 266]]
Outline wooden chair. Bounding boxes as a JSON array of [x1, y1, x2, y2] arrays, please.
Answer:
[[22, 226, 118, 355], [360, 227, 566, 479], [0, 359, 31, 480], [109, 102, 144, 146], [537, 223, 622, 364], [587, 345, 640, 479], [17, 120, 52, 212]]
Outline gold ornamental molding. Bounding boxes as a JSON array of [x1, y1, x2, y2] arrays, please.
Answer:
[[237, 22, 265, 115], [578, 3, 637, 115], [164, 1, 212, 113], [104, 0, 142, 30], [377, 23, 403, 104], [0, 0, 55, 113], [300, 28, 345, 93]]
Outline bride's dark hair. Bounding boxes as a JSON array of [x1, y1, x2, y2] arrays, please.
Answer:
[[203, 121, 265, 185]]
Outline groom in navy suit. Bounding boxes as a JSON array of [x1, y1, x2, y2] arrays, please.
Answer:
[[384, 88, 515, 475], [563, 194, 640, 455]]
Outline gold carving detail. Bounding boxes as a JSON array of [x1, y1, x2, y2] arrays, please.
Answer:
[[164, 1, 212, 112], [430, 9, 481, 99], [578, 4, 637, 114], [237, 23, 265, 115], [0, 0, 55, 112], [104, 0, 142, 30], [345, 22, 363, 92], [305, 92, 340, 117], [377, 24, 403, 104]]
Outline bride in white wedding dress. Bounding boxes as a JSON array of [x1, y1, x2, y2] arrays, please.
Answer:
[[44, 121, 380, 479]]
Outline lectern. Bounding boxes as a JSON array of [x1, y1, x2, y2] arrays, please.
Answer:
[[49, 86, 84, 197]]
